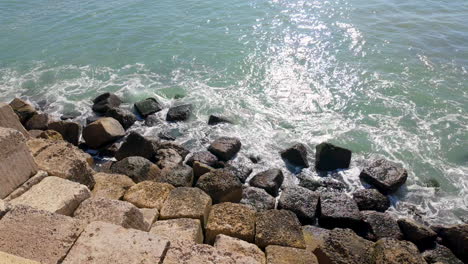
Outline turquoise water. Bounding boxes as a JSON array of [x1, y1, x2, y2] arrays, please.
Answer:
[[1, 0, 467, 224]]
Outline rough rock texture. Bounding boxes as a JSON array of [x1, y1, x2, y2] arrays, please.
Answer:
[[371, 238, 426, 264], [155, 148, 183, 170], [398, 218, 437, 247], [435, 224, 468, 263], [123, 181, 175, 210], [73, 197, 147, 231], [240, 186, 276, 212], [105, 107, 137, 129], [91, 172, 135, 200], [38, 129, 63, 140], [159, 141, 190, 159], [208, 115, 233, 125], [0, 205, 85, 264], [249, 169, 284, 197], [193, 161, 215, 180], [92, 92, 122, 113], [0, 103, 29, 136], [302, 225, 330, 253], [215, 235, 266, 264], [150, 218, 204, 244], [159, 165, 194, 187], [314, 228, 374, 264], [315, 142, 352, 171], [353, 188, 390, 212], [208, 137, 241, 161], [359, 159, 408, 194], [362, 211, 403, 241], [255, 209, 306, 249], [82, 117, 125, 148], [266, 245, 318, 264], [162, 242, 235, 264], [422, 243, 464, 264], [111, 156, 162, 183], [0, 199, 11, 218], [27, 138, 95, 188], [318, 192, 362, 230], [160, 187, 212, 226], [62, 221, 169, 264], [25, 113, 49, 130], [134, 97, 163, 117], [298, 174, 346, 192], [205, 203, 256, 244], [196, 169, 243, 204], [186, 151, 219, 167], [166, 104, 193, 121], [9, 98, 36, 123], [48, 120, 81, 145], [11, 176, 90, 216], [0, 251, 40, 264], [4, 170, 48, 201], [278, 186, 319, 224], [140, 208, 159, 231], [115, 132, 159, 161], [0, 128, 38, 199], [224, 163, 253, 183], [280, 143, 309, 168]]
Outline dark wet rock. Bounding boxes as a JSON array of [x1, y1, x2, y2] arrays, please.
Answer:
[[208, 137, 241, 161], [155, 148, 183, 170], [315, 142, 352, 171], [195, 169, 242, 204], [134, 97, 162, 117], [186, 151, 219, 167], [224, 163, 252, 183], [398, 218, 437, 248], [166, 104, 192, 122], [82, 117, 125, 149], [9, 98, 36, 123], [318, 192, 362, 230], [298, 173, 346, 192], [159, 141, 190, 160], [192, 161, 215, 181], [208, 115, 233, 125], [86, 115, 102, 125], [432, 224, 468, 263], [240, 186, 275, 212], [48, 120, 82, 145], [110, 156, 162, 183], [144, 114, 163, 127], [359, 159, 408, 194], [60, 112, 79, 120], [92, 92, 122, 113], [371, 238, 426, 264], [248, 155, 261, 164], [159, 165, 194, 187], [249, 169, 284, 197], [280, 143, 309, 168], [25, 113, 49, 130], [278, 186, 319, 224], [115, 132, 159, 161], [422, 243, 464, 264], [158, 130, 176, 141], [100, 143, 119, 157], [352, 189, 390, 212], [105, 107, 136, 130], [361, 211, 403, 241]]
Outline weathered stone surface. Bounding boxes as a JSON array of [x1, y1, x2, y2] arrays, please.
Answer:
[[371, 238, 426, 264], [159, 165, 194, 187], [0, 251, 40, 264], [224, 163, 252, 183], [298, 173, 347, 192], [196, 169, 243, 203], [145, 114, 163, 126], [278, 186, 319, 224], [166, 104, 193, 121], [0, 128, 38, 199], [115, 132, 159, 161], [4, 170, 48, 201], [73, 197, 147, 231], [159, 141, 190, 159], [255, 209, 306, 249], [123, 181, 175, 210], [215, 234, 266, 264], [9, 98, 36, 123], [186, 151, 219, 167], [193, 161, 215, 180], [422, 243, 463, 264], [162, 242, 234, 264], [141, 208, 159, 231], [92, 92, 122, 113], [362, 211, 403, 241], [249, 169, 284, 197], [208, 115, 233, 125], [38, 129, 63, 140], [11, 176, 90, 216], [280, 143, 309, 168], [206, 202, 256, 244], [353, 188, 390, 212], [240, 186, 275, 212], [159, 187, 212, 226], [208, 137, 241, 161], [398, 218, 437, 247], [62, 221, 169, 264], [28, 129, 43, 137], [435, 224, 468, 263], [134, 97, 162, 117], [0, 205, 85, 264], [25, 113, 48, 130], [110, 156, 162, 183], [92, 172, 135, 200], [314, 228, 374, 264], [48, 120, 81, 145], [105, 107, 136, 129], [0, 103, 29, 136], [360, 159, 408, 194], [302, 225, 330, 253], [315, 142, 352, 171], [27, 138, 95, 188], [155, 148, 183, 170], [0, 199, 11, 218], [318, 192, 362, 230], [150, 218, 204, 244], [82, 117, 125, 148], [266, 245, 318, 264]]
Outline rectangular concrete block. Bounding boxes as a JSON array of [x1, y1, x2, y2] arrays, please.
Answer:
[[150, 218, 204, 244], [0, 103, 29, 137]]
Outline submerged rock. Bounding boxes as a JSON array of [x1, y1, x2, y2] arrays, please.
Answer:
[[166, 104, 193, 122], [315, 142, 352, 171], [359, 159, 408, 194], [82, 117, 125, 149], [208, 115, 233, 125], [208, 137, 241, 161], [105, 107, 136, 130], [249, 168, 284, 197], [352, 188, 390, 212], [92, 92, 122, 113], [134, 97, 162, 117], [280, 143, 309, 168]]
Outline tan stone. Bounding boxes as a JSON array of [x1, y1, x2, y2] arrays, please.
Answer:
[[9, 98, 36, 124], [38, 129, 63, 140], [302, 225, 329, 253], [62, 221, 169, 264], [0, 127, 38, 199], [162, 242, 235, 264], [11, 176, 90, 216], [4, 170, 48, 201], [0, 251, 40, 264], [0, 199, 11, 218], [0, 103, 29, 137], [123, 181, 175, 210], [215, 234, 266, 264], [371, 238, 426, 264], [266, 245, 318, 264], [82, 117, 125, 148], [206, 202, 256, 244], [150, 218, 203, 244], [92, 172, 135, 200], [141, 208, 159, 231]]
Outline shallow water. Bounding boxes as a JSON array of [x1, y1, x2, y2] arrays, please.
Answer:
[[1, 0, 467, 224]]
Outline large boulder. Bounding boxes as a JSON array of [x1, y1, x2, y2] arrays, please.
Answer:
[[195, 169, 243, 203], [48, 120, 81, 145], [249, 169, 284, 197], [82, 117, 125, 149], [280, 143, 309, 168], [115, 132, 159, 161], [0, 103, 29, 137], [278, 186, 319, 224], [371, 238, 426, 264], [150, 218, 204, 244], [186, 151, 219, 167], [134, 97, 162, 117], [92, 92, 122, 113], [25, 113, 49, 130], [240, 186, 276, 212], [361, 211, 403, 241], [9, 98, 36, 123], [110, 156, 162, 183], [166, 104, 193, 122], [208, 137, 241, 161], [359, 159, 408, 194], [422, 243, 464, 264], [123, 181, 175, 210], [159, 165, 194, 187], [435, 224, 468, 263], [105, 107, 136, 129], [214, 234, 265, 264], [266, 245, 318, 264], [318, 192, 362, 230], [315, 142, 352, 171], [352, 189, 390, 212], [398, 218, 437, 247], [255, 209, 306, 249], [91, 172, 135, 200], [155, 148, 183, 170]]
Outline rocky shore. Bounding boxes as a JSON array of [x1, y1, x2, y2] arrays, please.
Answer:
[[0, 95, 466, 264]]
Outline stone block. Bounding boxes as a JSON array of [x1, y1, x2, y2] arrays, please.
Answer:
[[123, 181, 175, 210], [91, 172, 135, 200], [214, 234, 266, 264], [150, 218, 203, 244], [266, 245, 318, 264], [0, 103, 29, 136]]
